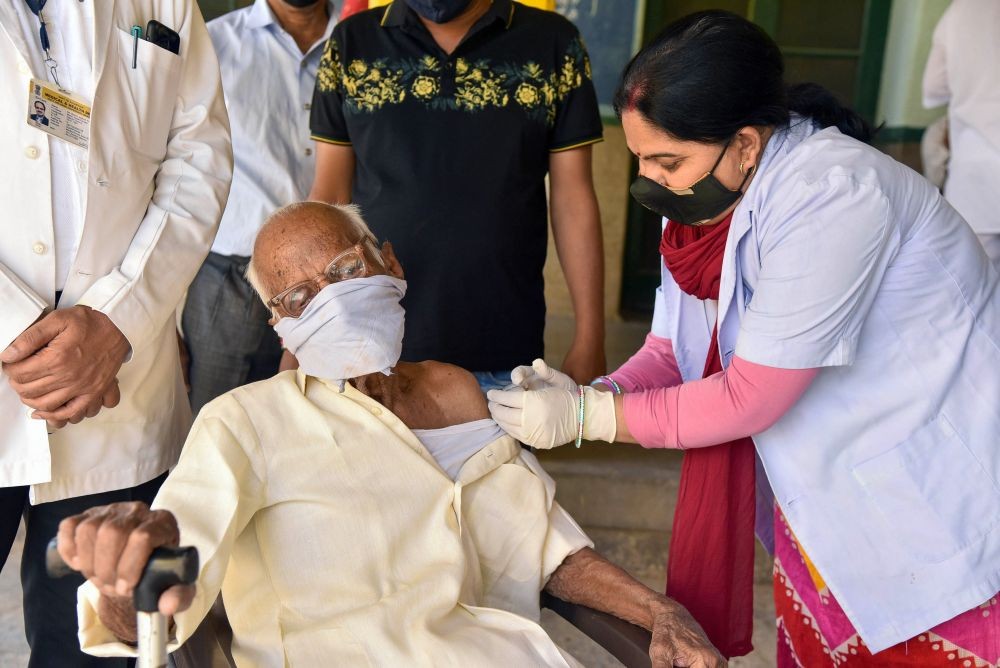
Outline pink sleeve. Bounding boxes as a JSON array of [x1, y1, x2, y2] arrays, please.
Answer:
[[622, 356, 820, 449], [607, 332, 683, 392]]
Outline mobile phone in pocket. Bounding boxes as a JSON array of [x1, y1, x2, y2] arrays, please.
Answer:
[[145, 20, 179, 55]]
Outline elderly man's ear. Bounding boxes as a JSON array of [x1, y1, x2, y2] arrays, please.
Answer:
[[380, 241, 404, 279]]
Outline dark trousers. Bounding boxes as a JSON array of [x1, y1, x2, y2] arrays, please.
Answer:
[[0, 474, 165, 667], [182, 252, 282, 415]]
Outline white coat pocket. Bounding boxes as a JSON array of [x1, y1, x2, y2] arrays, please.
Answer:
[[113, 28, 182, 162], [852, 414, 1000, 563]]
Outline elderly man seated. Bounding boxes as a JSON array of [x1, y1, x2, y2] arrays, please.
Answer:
[[57, 202, 722, 667]]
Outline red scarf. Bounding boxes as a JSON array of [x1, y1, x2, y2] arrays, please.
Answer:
[[659, 214, 756, 659]]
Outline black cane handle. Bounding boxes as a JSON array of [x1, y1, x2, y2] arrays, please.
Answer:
[[46, 537, 199, 613]]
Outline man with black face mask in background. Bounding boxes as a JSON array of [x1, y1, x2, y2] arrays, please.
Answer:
[[179, 0, 336, 414], [306, 0, 607, 391]]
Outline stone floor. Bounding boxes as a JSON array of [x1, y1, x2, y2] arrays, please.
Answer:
[[0, 528, 27, 666], [0, 315, 777, 666]]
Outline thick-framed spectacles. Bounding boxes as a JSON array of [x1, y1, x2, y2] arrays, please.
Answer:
[[268, 236, 383, 319]]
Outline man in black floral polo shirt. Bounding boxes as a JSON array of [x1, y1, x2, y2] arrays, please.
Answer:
[[307, 0, 605, 391]]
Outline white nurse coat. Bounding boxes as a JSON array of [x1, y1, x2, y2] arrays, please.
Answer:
[[650, 117, 1000, 652]]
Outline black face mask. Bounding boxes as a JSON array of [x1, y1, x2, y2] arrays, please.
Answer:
[[630, 141, 754, 226], [405, 0, 473, 23]]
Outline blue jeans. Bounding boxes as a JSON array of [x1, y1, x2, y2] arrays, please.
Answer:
[[472, 371, 513, 393]]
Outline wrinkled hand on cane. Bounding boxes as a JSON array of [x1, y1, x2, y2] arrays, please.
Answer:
[[45, 538, 198, 668]]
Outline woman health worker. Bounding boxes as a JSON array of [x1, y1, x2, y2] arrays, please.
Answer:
[[488, 11, 1000, 666]]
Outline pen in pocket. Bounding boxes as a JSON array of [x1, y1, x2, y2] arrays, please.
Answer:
[[131, 25, 142, 69]]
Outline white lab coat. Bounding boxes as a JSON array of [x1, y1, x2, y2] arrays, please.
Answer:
[[922, 0, 1000, 234], [652, 117, 1000, 652], [0, 1, 232, 503]]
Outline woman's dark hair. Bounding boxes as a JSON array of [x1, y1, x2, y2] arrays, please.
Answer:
[[613, 10, 876, 144]]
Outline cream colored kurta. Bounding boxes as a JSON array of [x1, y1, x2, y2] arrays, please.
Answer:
[[78, 370, 591, 666]]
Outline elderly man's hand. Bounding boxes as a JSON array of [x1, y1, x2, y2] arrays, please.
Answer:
[[648, 597, 726, 668], [2, 306, 129, 425], [57, 502, 195, 623]]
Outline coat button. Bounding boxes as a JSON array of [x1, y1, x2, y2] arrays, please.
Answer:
[[369, 406, 382, 416], [77, 160, 87, 173], [25, 146, 40, 159], [32, 242, 46, 255], [304, 147, 313, 156]]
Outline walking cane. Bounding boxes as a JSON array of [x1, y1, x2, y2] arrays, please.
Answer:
[[46, 537, 199, 668]]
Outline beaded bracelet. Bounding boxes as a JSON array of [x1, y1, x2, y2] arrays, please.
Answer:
[[575, 384, 585, 448], [590, 375, 623, 395]]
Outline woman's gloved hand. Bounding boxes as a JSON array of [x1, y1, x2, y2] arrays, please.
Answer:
[[510, 359, 578, 392], [487, 385, 617, 449]]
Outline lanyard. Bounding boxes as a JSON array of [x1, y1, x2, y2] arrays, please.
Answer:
[[24, 0, 61, 87]]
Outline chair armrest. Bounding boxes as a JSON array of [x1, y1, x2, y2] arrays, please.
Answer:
[[541, 591, 652, 668]]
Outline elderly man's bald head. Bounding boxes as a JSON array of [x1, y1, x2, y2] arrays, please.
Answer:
[[247, 202, 384, 302]]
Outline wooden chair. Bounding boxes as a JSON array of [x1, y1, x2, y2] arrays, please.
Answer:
[[542, 592, 653, 668]]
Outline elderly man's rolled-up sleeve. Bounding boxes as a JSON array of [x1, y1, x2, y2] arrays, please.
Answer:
[[461, 445, 592, 621]]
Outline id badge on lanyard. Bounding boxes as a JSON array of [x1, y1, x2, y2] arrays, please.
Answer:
[[23, 0, 91, 150]]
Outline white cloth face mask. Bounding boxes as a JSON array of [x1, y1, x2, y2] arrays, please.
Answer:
[[274, 275, 407, 388]]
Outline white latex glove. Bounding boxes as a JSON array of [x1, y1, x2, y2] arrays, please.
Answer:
[[487, 385, 617, 449], [510, 358, 577, 392]]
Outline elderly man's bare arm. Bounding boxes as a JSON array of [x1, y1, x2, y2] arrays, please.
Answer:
[[546, 548, 725, 668]]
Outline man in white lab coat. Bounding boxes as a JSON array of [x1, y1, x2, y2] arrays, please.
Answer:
[[923, 0, 1000, 265], [0, 1, 231, 665]]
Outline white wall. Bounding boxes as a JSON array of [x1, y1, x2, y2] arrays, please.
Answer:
[[876, 0, 950, 128]]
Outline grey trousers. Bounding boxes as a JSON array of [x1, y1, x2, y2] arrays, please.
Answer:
[[181, 252, 282, 415]]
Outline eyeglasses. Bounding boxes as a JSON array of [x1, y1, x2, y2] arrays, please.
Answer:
[[268, 236, 383, 319]]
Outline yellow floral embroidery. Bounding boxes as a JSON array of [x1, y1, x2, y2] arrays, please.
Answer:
[[412, 75, 439, 100], [318, 36, 593, 125], [514, 83, 539, 107], [455, 65, 509, 111], [341, 59, 406, 112], [316, 40, 343, 94], [555, 57, 583, 98], [540, 82, 556, 107]]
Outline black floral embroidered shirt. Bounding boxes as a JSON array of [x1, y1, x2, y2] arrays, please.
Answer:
[[310, 0, 602, 371]]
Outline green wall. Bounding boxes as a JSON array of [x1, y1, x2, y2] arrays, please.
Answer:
[[876, 0, 949, 131]]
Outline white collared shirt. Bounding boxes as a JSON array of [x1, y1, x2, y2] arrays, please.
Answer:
[[12, 0, 94, 289], [922, 0, 1000, 234], [207, 0, 335, 257]]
